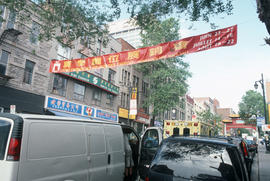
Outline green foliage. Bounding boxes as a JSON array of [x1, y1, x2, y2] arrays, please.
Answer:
[[0, 0, 120, 46], [1, 0, 234, 46], [197, 109, 222, 135], [122, 0, 233, 29], [136, 18, 191, 117], [238, 90, 264, 121]]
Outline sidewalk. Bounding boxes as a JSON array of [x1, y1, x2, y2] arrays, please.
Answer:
[[257, 144, 270, 181]]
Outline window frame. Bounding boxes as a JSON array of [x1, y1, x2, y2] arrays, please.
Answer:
[[73, 82, 85, 101], [23, 59, 35, 84], [52, 74, 67, 97], [0, 50, 10, 75]]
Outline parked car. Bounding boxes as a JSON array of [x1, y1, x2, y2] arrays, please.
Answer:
[[0, 113, 141, 181], [244, 139, 258, 154], [145, 136, 250, 181]]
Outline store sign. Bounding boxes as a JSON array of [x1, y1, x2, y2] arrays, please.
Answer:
[[50, 25, 237, 73], [130, 88, 137, 115], [257, 117, 265, 126], [118, 108, 136, 119], [136, 111, 150, 124], [96, 109, 118, 122], [262, 124, 270, 131], [236, 120, 245, 124], [83, 106, 95, 117], [46, 96, 83, 115], [61, 71, 119, 95], [45, 96, 118, 122]]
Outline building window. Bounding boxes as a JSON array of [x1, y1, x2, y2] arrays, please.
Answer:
[[52, 74, 67, 96], [0, 50, 10, 75], [106, 93, 114, 106], [0, 6, 5, 28], [23, 60, 35, 84], [121, 92, 126, 107], [142, 81, 148, 95], [73, 83, 85, 101], [108, 69, 115, 84], [126, 93, 130, 109], [93, 89, 101, 105], [30, 21, 40, 44], [133, 75, 139, 88], [57, 43, 71, 60], [7, 10, 16, 29], [172, 109, 177, 120]]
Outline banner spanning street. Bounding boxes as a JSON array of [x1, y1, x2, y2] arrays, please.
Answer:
[[49, 25, 237, 73]]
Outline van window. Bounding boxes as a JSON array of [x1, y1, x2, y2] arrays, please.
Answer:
[[0, 120, 11, 160], [28, 122, 86, 159]]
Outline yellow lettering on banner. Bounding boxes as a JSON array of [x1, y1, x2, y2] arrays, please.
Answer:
[[108, 55, 119, 64], [63, 61, 72, 69], [76, 59, 86, 67], [92, 57, 102, 66], [128, 51, 140, 60], [149, 46, 163, 57], [174, 41, 188, 51]]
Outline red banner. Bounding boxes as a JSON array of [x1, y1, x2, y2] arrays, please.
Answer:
[[49, 25, 237, 73]]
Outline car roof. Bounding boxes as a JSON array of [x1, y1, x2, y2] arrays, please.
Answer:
[[164, 136, 237, 147], [0, 113, 119, 125]]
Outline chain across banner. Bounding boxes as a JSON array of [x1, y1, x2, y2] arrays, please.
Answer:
[[49, 25, 237, 73]]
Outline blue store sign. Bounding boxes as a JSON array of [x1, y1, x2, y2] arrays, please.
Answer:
[[46, 96, 82, 115], [45, 96, 118, 122], [96, 109, 118, 122]]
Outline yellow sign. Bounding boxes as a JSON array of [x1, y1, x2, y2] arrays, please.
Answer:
[[118, 108, 135, 119]]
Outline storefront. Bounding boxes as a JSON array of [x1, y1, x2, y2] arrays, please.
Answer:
[[0, 86, 45, 114], [45, 96, 118, 122], [134, 110, 150, 136], [118, 107, 135, 125]]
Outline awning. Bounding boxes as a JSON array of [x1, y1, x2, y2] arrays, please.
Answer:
[[48, 110, 91, 120]]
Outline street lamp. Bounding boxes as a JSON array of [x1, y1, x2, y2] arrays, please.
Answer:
[[254, 73, 268, 124]]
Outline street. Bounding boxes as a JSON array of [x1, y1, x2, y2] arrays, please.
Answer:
[[254, 143, 270, 181]]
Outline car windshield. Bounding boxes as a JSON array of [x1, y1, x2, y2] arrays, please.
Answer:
[[245, 140, 253, 144], [151, 139, 237, 181]]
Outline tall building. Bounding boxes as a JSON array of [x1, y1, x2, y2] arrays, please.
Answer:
[[193, 97, 217, 114], [108, 19, 142, 48], [115, 38, 150, 135], [0, 4, 121, 123]]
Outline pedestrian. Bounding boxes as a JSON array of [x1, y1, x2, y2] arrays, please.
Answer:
[[124, 133, 134, 181]]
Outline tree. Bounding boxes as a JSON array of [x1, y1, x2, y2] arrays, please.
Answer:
[[238, 90, 264, 121], [136, 18, 191, 124], [1, 0, 234, 46], [256, 0, 270, 45], [197, 109, 222, 135], [0, 0, 120, 47]]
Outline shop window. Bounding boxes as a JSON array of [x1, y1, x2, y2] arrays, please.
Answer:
[[6, 10, 16, 29], [73, 83, 85, 101], [108, 69, 115, 84], [30, 21, 40, 44], [52, 74, 67, 96], [0, 50, 10, 75], [23, 60, 35, 84]]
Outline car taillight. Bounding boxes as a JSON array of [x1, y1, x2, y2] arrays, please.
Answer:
[[194, 132, 198, 136], [145, 176, 149, 181], [194, 123, 198, 126], [7, 138, 21, 161], [242, 141, 248, 157], [166, 122, 170, 125], [166, 131, 170, 134]]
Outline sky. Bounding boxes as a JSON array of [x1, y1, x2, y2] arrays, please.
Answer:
[[117, 0, 270, 113], [178, 0, 269, 112]]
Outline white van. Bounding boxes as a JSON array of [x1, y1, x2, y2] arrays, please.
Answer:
[[0, 113, 142, 181]]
